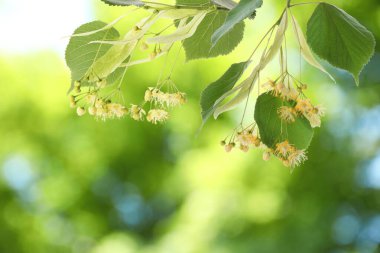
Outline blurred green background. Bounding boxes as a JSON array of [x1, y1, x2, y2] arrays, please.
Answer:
[[0, 0, 380, 252]]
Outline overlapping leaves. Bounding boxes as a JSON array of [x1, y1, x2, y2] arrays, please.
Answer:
[[65, 21, 120, 82]]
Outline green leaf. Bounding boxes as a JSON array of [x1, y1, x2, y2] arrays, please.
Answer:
[[65, 21, 120, 82], [90, 12, 161, 81], [100, 0, 144, 6], [177, 0, 210, 5], [211, 0, 262, 47], [291, 14, 335, 82], [201, 61, 249, 125], [212, 0, 236, 9], [254, 93, 314, 150], [183, 11, 245, 60], [306, 3, 375, 85]]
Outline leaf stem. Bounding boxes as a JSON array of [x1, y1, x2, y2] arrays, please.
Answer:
[[142, 1, 231, 11], [289, 2, 323, 8]]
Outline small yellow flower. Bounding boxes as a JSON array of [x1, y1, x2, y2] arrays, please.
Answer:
[[275, 140, 294, 157], [144, 88, 153, 102], [237, 131, 260, 147], [130, 105, 146, 121], [288, 149, 308, 168], [278, 106, 296, 123], [95, 99, 105, 109], [107, 103, 128, 119], [313, 105, 325, 117], [146, 109, 168, 124], [281, 87, 299, 101], [295, 99, 313, 114], [240, 145, 249, 153], [88, 106, 97, 116]]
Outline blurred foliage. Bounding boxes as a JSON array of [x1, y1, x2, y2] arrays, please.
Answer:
[[0, 0, 380, 253]]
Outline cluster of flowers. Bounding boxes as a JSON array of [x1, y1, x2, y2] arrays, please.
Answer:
[[71, 93, 129, 121], [222, 129, 262, 153], [69, 80, 187, 125], [263, 141, 308, 168], [265, 79, 325, 128], [69, 81, 128, 121], [222, 132, 307, 169], [221, 78, 325, 169], [143, 87, 186, 124], [129, 104, 170, 124], [144, 87, 186, 107]]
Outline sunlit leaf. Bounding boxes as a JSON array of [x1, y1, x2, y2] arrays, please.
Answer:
[[65, 21, 120, 82], [212, 0, 237, 9], [306, 3, 375, 85], [200, 61, 249, 125], [147, 11, 208, 44], [291, 14, 335, 82], [100, 0, 144, 6], [177, 0, 210, 5], [90, 12, 163, 81], [211, 0, 262, 47], [183, 11, 245, 60]]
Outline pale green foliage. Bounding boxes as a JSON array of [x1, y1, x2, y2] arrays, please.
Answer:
[[307, 3, 375, 85], [200, 61, 249, 125], [65, 21, 119, 82], [177, 0, 210, 5], [291, 14, 334, 82], [183, 11, 245, 60], [211, 0, 262, 47], [100, 0, 144, 6]]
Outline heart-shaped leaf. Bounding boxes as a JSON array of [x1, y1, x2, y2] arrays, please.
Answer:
[[306, 3, 375, 85], [254, 93, 314, 150], [211, 0, 262, 47]]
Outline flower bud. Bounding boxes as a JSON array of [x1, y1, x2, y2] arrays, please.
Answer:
[[240, 145, 249, 153], [77, 107, 86, 116], [144, 89, 153, 102], [263, 151, 271, 161], [225, 144, 233, 153], [88, 106, 97, 116]]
